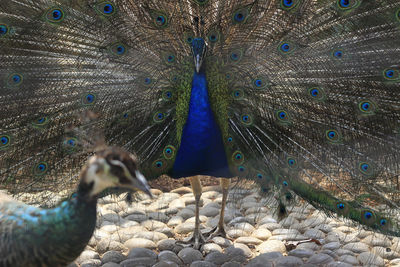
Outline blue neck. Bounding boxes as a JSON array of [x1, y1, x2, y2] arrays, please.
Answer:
[[172, 71, 232, 178]]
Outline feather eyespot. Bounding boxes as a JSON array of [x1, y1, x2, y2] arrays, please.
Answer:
[[287, 157, 297, 168], [232, 7, 249, 24], [358, 100, 376, 115], [252, 76, 269, 89], [163, 90, 173, 101], [307, 87, 326, 101], [232, 151, 244, 165], [163, 145, 176, 159], [333, 50, 343, 59], [82, 93, 96, 105], [240, 114, 253, 126], [32, 116, 49, 128], [0, 24, 8, 36], [396, 9, 400, 21], [326, 129, 341, 143], [257, 173, 263, 179], [275, 110, 291, 124], [383, 68, 399, 80], [358, 162, 375, 177], [207, 30, 220, 43], [281, 0, 299, 10], [7, 73, 23, 86], [46, 8, 65, 23], [116, 44, 126, 55], [361, 210, 376, 225], [110, 43, 127, 56], [337, 203, 345, 210], [95, 2, 116, 16], [337, 0, 359, 10], [0, 135, 10, 149], [153, 112, 165, 122], [152, 159, 167, 171], [63, 137, 78, 152], [34, 162, 48, 176], [278, 42, 295, 54], [153, 12, 168, 28], [232, 89, 244, 100]]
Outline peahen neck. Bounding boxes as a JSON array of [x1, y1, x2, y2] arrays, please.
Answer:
[[19, 184, 98, 266], [173, 70, 232, 178]]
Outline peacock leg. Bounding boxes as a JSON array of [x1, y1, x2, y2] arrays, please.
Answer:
[[206, 177, 230, 240], [177, 175, 206, 249]]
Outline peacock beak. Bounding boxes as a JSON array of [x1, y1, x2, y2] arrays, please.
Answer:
[[195, 54, 202, 73]]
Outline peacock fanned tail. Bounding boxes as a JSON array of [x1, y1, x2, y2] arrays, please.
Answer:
[[0, 0, 399, 236]]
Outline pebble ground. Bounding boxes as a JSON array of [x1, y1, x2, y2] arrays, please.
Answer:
[[47, 185, 400, 267]]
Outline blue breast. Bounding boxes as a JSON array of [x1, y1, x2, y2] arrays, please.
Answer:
[[172, 72, 232, 178]]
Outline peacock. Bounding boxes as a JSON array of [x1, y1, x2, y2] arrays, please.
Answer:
[[0, 146, 152, 266], [0, 0, 399, 250]]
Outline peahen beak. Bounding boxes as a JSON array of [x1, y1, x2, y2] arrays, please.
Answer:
[[132, 170, 153, 198]]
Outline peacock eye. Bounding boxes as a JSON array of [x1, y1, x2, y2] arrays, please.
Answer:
[[383, 68, 399, 80], [83, 93, 96, 105], [358, 100, 376, 115], [154, 13, 168, 28]]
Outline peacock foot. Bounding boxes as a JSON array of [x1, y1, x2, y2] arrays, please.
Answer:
[[204, 225, 231, 241], [176, 229, 206, 250]]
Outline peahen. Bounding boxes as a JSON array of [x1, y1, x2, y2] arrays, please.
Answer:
[[0, 0, 399, 250], [0, 146, 152, 266]]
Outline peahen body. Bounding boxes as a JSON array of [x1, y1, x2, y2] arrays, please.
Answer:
[[0, 0, 399, 249], [0, 146, 152, 266]]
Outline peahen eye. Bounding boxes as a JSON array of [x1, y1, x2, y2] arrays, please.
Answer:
[[0, 24, 8, 36]]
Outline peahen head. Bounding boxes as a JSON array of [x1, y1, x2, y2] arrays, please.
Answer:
[[191, 38, 207, 73], [79, 147, 152, 199]]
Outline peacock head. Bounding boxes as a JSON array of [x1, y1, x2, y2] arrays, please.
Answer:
[[80, 147, 152, 198], [191, 37, 207, 73]]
